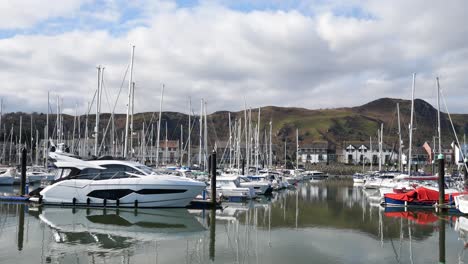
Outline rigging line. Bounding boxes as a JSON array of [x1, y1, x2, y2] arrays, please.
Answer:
[[97, 63, 130, 155], [440, 87, 468, 172]]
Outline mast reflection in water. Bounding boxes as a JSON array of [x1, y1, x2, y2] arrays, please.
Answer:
[[0, 182, 467, 263]]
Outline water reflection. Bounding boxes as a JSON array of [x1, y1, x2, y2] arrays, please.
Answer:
[[1, 182, 468, 263], [38, 207, 206, 246]]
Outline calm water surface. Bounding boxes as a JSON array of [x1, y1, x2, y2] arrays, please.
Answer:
[[0, 182, 467, 264]]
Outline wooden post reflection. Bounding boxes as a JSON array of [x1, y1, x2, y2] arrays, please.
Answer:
[[209, 207, 216, 261], [439, 218, 446, 264], [17, 204, 25, 251]]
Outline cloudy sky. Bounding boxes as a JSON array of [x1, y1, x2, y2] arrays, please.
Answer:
[[0, 0, 467, 115]]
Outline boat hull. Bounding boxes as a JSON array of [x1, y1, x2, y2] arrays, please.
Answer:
[[383, 197, 436, 208], [40, 178, 206, 208], [0, 176, 14, 185]]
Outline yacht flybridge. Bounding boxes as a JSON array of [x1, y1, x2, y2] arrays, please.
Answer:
[[32, 151, 206, 208]]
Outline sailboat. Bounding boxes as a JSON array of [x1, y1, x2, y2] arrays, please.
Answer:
[[384, 76, 464, 208]]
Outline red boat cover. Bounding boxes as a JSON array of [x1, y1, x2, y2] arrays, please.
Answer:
[[384, 187, 456, 202]]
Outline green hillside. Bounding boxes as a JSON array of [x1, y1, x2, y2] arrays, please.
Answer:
[[1, 98, 467, 150]]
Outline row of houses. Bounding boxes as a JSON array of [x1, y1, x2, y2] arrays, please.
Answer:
[[298, 141, 468, 166], [2, 138, 466, 167]]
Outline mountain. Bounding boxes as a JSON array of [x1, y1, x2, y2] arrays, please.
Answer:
[[1, 98, 467, 149]]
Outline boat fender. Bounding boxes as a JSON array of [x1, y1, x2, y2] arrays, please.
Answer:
[[134, 200, 138, 208], [38, 195, 42, 204], [103, 199, 107, 207], [116, 199, 120, 207], [86, 198, 90, 206], [72, 197, 76, 206]]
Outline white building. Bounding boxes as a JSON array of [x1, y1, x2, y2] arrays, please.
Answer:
[[342, 142, 397, 165], [298, 142, 335, 164]]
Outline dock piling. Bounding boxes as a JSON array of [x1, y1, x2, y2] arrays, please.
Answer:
[[211, 150, 217, 206], [438, 154, 445, 209], [241, 159, 245, 175], [20, 148, 27, 196]]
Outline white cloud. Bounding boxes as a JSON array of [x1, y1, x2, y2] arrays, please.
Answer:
[[0, 0, 467, 115]]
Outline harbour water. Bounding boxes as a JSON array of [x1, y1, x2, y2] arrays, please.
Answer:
[[0, 181, 467, 264]]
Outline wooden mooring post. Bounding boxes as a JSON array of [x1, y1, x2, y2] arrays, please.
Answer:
[[20, 148, 27, 196]]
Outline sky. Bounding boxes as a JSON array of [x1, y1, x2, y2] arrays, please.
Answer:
[[0, 0, 467, 115]]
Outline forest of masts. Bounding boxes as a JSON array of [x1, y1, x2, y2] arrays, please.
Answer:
[[0, 47, 285, 173]]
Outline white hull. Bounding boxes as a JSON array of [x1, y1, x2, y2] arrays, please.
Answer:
[[239, 182, 270, 195], [455, 195, 468, 214], [0, 176, 14, 185], [40, 177, 206, 208], [353, 178, 365, 184], [213, 187, 256, 199]]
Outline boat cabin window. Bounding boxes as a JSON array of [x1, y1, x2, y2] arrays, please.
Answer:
[[77, 165, 145, 180], [55, 168, 72, 180], [135, 165, 153, 175]]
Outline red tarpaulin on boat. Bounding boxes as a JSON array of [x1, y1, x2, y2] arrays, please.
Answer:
[[384, 211, 439, 225], [384, 187, 453, 202]]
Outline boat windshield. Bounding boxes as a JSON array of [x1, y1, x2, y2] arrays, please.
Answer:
[[136, 165, 154, 175]]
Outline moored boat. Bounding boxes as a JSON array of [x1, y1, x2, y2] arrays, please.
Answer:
[[33, 151, 206, 208]]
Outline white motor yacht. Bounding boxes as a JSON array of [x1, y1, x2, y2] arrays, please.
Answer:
[[34, 151, 206, 208], [238, 176, 272, 195], [302, 171, 327, 181], [208, 176, 256, 200]]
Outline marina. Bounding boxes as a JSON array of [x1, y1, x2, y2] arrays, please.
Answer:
[[1, 180, 467, 263], [1, 1, 468, 263]]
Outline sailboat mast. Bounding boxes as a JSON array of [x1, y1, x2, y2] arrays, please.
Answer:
[[130, 82, 135, 157], [56, 96, 59, 144], [199, 99, 203, 168], [397, 103, 402, 172], [269, 120, 272, 168], [379, 123, 383, 171], [150, 123, 154, 164], [284, 139, 287, 169], [370, 136, 373, 171], [85, 102, 89, 156], [296, 128, 299, 170], [436, 77, 442, 155], [72, 104, 77, 153], [203, 100, 208, 171], [165, 122, 168, 165], [155, 84, 164, 166], [256, 107, 261, 173], [243, 101, 248, 171], [35, 130, 39, 165], [188, 97, 191, 167], [94, 66, 101, 156], [124, 45, 135, 159], [9, 126, 13, 165], [45, 92, 49, 165], [408, 73, 416, 176], [142, 122, 145, 162], [228, 112, 232, 169], [180, 124, 183, 165]]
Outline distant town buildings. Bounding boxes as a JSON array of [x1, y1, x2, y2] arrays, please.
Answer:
[[298, 141, 335, 164]]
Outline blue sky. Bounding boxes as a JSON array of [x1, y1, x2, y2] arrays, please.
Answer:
[[0, 0, 467, 115], [0, 0, 375, 39]]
